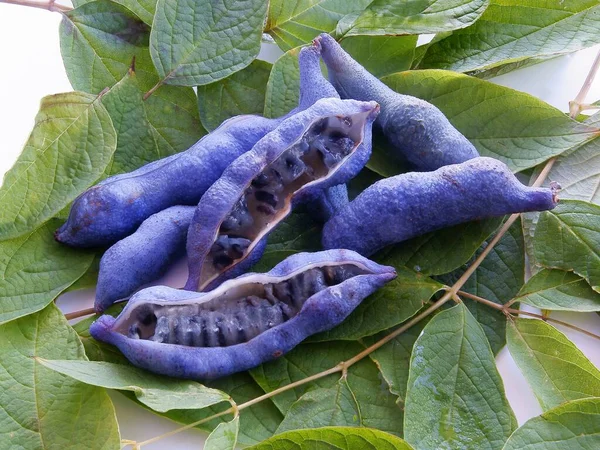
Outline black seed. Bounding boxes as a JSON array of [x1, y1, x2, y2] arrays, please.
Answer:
[[215, 316, 227, 347], [255, 190, 278, 207], [311, 118, 328, 135], [213, 254, 233, 269]]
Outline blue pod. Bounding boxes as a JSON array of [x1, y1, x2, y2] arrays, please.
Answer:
[[322, 157, 560, 256], [94, 205, 195, 313], [55, 43, 339, 248], [90, 250, 396, 380], [316, 33, 480, 172], [185, 97, 380, 291]]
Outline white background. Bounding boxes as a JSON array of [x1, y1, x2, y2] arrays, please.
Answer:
[[1, 3, 600, 449]]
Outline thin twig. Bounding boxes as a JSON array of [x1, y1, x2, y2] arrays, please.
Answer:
[[570, 49, 600, 118], [64, 306, 97, 320], [457, 290, 600, 341], [143, 80, 163, 101], [0, 0, 71, 12]]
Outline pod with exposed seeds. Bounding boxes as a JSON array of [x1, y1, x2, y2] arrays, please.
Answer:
[[184, 97, 380, 292], [90, 250, 396, 380], [322, 157, 560, 256]]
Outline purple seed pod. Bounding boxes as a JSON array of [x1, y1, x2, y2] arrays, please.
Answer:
[[316, 33, 480, 172], [89, 250, 396, 380], [94, 205, 195, 313], [184, 97, 380, 292], [322, 157, 559, 256], [55, 42, 340, 249]]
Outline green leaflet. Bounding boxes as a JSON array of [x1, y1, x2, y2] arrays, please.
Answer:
[[38, 359, 230, 413], [253, 212, 322, 273], [534, 200, 600, 292], [72, 0, 157, 24], [249, 426, 414, 450], [0, 304, 119, 450], [515, 269, 600, 311], [382, 70, 599, 172], [437, 218, 525, 354], [418, 0, 600, 74], [150, 0, 267, 86], [198, 60, 272, 131], [264, 46, 301, 119], [64, 253, 102, 294], [149, 373, 282, 447], [404, 303, 516, 450], [0, 91, 116, 240], [0, 220, 95, 325], [251, 341, 404, 436], [310, 267, 443, 341], [339, 35, 417, 77], [205, 416, 240, 450], [506, 318, 600, 411], [60, 0, 156, 94], [381, 217, 502, 276], [502, 397, 600, 450], [343, 0, 489, 36], [265, 0, 371, 51], [101, 68, 203, 175]]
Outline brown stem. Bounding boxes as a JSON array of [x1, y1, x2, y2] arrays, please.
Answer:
[[569, 49, 600, 118], [0, 0, 71, 12], [143, 80, 164, 101], [64, 306, 97, 320], [456, 290, 600, 341]]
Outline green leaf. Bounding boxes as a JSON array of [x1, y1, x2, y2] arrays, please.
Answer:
[[264, 46, 302, 119], [534, 137, 600, 205], [150, 0, 267, 86], [311, 267, 443, 341], [502, 397, 600, 450], [0, 220, 95, 325], [249, 426, 414, 450], [38, 359, 229, 412], [276, 379, 362, 433], [343, 0, 489, 36], [205, 416, 239, 450], [366, 129, 410, 177], [0, 304, 120, 449], [404, 303, 516, 450], [154, 373, 282, 446], [515, 269, 600, 311], [417, 0, 600, 74], [381, 218, 502, 276], [252, 341, 404, 436], [534, 200, 600, 292], [0, 92, 116, 240], [101, 68, 203, 175], [114, 0, 156, 25], [364, 318, 431, 404], [60, 0, 155, 94], [438, 218, 525, 354], [64, 253, 102, 293], [265, 0, 371, 51], [381, 70, 599, 172], [198, 59, 272, 131], [253, 212, 322, 272], [506, 318, 600, 411], [340, 35, 417, 78]]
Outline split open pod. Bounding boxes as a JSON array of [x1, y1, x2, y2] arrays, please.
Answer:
[[90, 250, 396, 380], [185, 97, 380, 292]]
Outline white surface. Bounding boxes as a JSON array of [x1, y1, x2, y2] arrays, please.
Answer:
[[1, 3, 600, 449]]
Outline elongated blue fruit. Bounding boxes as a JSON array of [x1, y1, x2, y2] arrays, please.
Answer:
[[185, 98, 380, 292], [56, 45, 338, 248], [316, 33, 479, 171], [90, 250, 396, 380], [94, 205, 195, 313], [322, 157, 559, 256]]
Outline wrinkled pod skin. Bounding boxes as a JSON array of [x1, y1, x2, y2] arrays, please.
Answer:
[[56, 45, 341, 248], [90, 250, 396, 380], [94, 206, 195, 313], [185, 98, 380, 292], [322, 157, 559, 256], [316, 33, 480, 172], [92, 45, 350, 312]]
